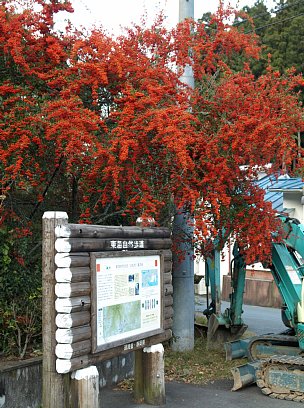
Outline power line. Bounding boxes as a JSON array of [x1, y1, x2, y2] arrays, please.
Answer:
[[203, 7, 304, 36], [272, 0, 304, 13], [234, 0, 304, 27], [245, 11, 304, 34]]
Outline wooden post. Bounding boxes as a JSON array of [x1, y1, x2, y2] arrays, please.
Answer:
[[70, 366, 99, 408], [142, 344, 166, 406], [42, 211, 69, 408], [134, 349, 144, 403]]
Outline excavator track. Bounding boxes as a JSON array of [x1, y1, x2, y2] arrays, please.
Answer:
[[256, 355, 304, 402], [248, 334, 300, 361]]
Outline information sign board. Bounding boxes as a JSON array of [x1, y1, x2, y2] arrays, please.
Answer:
[[91, 250, 164, 353]]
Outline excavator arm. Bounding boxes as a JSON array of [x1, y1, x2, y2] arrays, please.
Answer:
[[204, 243, 247, 346], [221, 215, 304, 401], [272, 215, 304, 344], [206, 215, 304, 346]]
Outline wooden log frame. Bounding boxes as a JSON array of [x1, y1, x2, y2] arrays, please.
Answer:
[[55, 237, 172, 253], [56, 325, 92, 344], [55, 252, 90, 268], [53, 222, 173, 375], [42, 212, 70, 408], [55, 267, 90, 283], [56, 329, 172, 374], [56, 340, 91, 360], [56, 311, 91, 329], [55, 282, 91, 298], [55, 296, 91, 313], [55, 224, 171, 239]]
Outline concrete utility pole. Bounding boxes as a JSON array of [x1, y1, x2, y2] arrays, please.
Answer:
[[172, 0, 195, 352], [179, 0, 195, 89]]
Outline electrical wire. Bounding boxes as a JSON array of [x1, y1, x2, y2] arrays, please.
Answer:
[[234, 0, 304, 27], [245, 11, 304, 33], [202, 1, 304, 35]]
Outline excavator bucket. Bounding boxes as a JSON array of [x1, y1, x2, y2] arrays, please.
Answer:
[[231, 362, 260, 391], [224, 338, 251, 360], [207, 313, 248, 349]]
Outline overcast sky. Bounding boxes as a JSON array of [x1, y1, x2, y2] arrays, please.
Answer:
[[56, 0, 275, 35]]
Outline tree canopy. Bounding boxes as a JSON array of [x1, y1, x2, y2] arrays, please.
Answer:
[[1, 0, 304, 355], [235, 0, 304, 76], [0, 1, 303, 266]]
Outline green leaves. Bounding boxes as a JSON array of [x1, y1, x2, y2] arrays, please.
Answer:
[[0, 228, 42, 357]]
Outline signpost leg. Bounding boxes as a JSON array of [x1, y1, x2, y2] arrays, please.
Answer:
[[142, 344, 166, 406], [42, 211, 69, 408], [134, 349, 145, 403], [71, 366, 99, 408]]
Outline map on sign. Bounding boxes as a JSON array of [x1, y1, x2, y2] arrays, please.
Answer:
[[94, 253, 161, 349], [103, 301, 141, 338]]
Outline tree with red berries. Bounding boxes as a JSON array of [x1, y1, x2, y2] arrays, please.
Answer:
[[0, 0, 303, 354]]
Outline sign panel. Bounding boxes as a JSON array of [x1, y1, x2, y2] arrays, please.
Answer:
[[91, 251, 163, 353]]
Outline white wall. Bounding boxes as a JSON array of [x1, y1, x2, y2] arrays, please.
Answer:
[[283, 191, 304, 223]]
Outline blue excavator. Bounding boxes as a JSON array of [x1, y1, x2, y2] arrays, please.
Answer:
[[204, 214, 304, 402]]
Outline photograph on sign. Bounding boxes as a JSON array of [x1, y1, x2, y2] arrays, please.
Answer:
[[91, 251, 163, 353]]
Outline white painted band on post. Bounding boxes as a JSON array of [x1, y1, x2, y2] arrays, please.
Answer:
[[55, 282, 90, 298], [56, 343, 75, 359], [55, 311, 90, 329], [55, 238, 72, 253], [143, 344, 164, 354], [56, 343, 77, 359], [71, 365, 99, 380], [55, 340, 91, 359], [55, 224, 71, 237], [55, 267, 90, 283], [55, 296, 90, 313], [55, 268, 73, 282], [55, 253, 90, 268], [43, 211, 68, 219], [55, 253, 72, 267], [56, 359, 72, 374], [55, 283, 73, 297], [56, 325, 91, 344]]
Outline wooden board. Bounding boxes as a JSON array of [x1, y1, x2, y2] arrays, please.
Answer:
[[55, 252, 90, 268], [55, 282, 90, 298], [56, 325, 91, 344], [55, 296, 91, 313], [56, 311, 90, 329], [56, 329, 172, 374], [55, 224, 170, 239], [55, 237, 172, 253], [55, 340, 91, 359], [55, 267, 90, 283]]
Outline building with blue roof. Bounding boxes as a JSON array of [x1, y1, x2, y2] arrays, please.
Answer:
[[197, 172, 304, 305], [257, 174, 304, 220]]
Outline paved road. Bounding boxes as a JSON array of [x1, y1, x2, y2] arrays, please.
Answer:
[[101, 380, 301, 408], [100, 302, 299, 407], [241, 302, 286, 335], [195, 295, 286, 335]]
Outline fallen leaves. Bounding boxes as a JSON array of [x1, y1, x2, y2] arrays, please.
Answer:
[[164, 336, 247, 385]]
